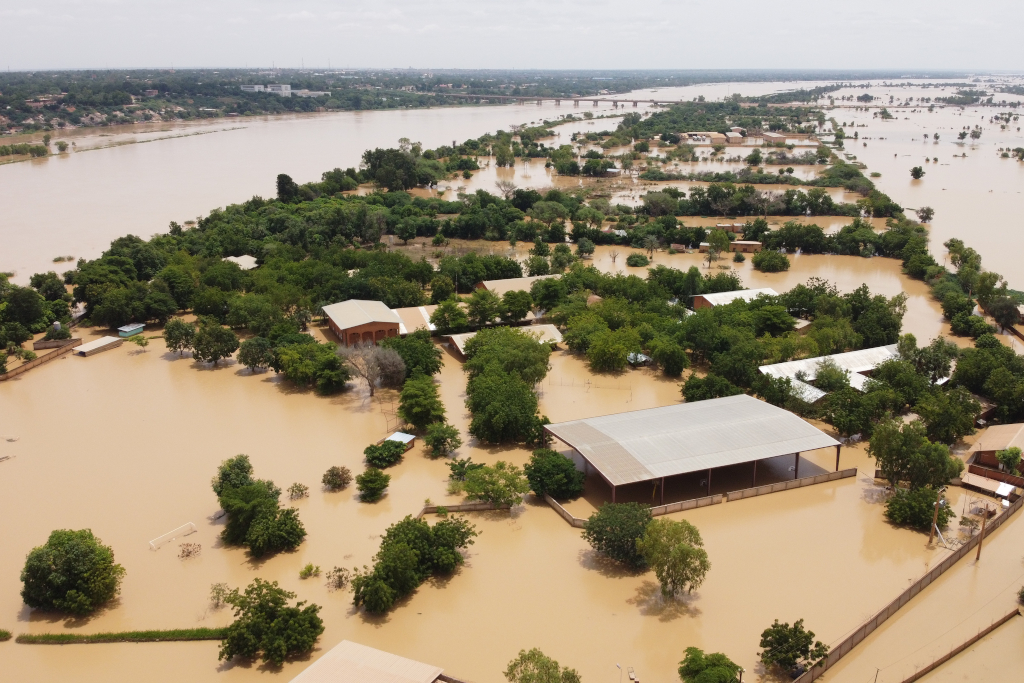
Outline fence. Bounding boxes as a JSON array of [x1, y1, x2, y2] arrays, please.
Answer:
[[895, 608, 1020, 683], [0, 339, 82, 382], [650, 494, 723, 516], [726, 468, 858, 502], [415, 501, 510, 519], [33, 337, 81, 351], [794, 492, 1024, 682], [149, 522, 197, 550], [967, 464, 1024, 489], [542, 470, 855, 528]]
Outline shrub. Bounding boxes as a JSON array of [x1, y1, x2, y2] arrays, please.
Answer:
[[626, 253, 650, 267], [351, 516, 478, 613], [523, 449, 585, 500], [218, 579, 324, 666], [682, 373, 743, 402], [758, 619, 829, 672], [464, 461, 530, 507], [43, 326, 72, 341], [398, 374, 445, 431], [299, 563, 320, 579], [219, 482, 306, 557], [288, 482, 309, 499], [582, 503, 652, 569], [325, 567, 351, 590], [752, 250, 791, 272], [732, 251, 745, 263], [0, 629, 11, 641], [504, 648, 581, 683], [637, 519, 710, 597], [678, 647, 740, 683], [364, 440, 407, 468], [997, 447, 1022, 474], [356, 468, 391, 502], [277, 341, 350, 394], [885, 487, 954, 531], [322, 466, 352, 491], [424, 422, 462, 458], [20, 529, 126, 615]]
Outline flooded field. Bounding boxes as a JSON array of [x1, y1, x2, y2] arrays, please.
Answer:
[[0, 322, 989, 683], [3, 77, 1024, 683]]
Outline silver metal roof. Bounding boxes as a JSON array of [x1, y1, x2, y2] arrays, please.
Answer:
[[544, 394, 839, 487], [288, 640, 442, 683], [448, 324, 563, 357], [696, 288, 779, 306], [759, 344, 898, 393], [479, 274, 559, 297]]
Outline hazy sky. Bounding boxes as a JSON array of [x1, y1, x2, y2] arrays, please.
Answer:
[[1, 0, 1020, 72]]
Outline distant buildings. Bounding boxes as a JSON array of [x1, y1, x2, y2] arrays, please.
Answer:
[[240, 84, 328, 98]]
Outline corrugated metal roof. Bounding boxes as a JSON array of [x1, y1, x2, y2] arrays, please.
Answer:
[[696, 288, 779, 306], [322, 300, 401, 330], [974, 423, 1024, 452], [448, 324, 563, 357], [545, 394, 838, 486], [790, 379, 827, 403], [223, 255, 258, 270], [289, 640, 442, 683], [759, 344, 898, 392], [479, 274, 558, 297]]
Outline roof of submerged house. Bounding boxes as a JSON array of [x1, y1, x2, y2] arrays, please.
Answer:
[[759, 345, 899, 392], [479, 274, 559, 297], [322, 299, 402, 330], [288, 640, 443, 683], [695, 288, 779, 306], [544, 394, 839, 487], [448, 324, 563, 357]]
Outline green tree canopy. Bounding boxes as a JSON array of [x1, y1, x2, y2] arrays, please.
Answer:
[[504, 648, 581, 683], [582, 503, 652, 570], [678, 647, 741, 683], [20, 529, 126, 615], [398, 373, 446, 432], [637, 518, 711, 597], [523, 449, 586, 500], [464, 461, 530, 507], [758, 619, 829, 672], [218, 578, 324, 666]]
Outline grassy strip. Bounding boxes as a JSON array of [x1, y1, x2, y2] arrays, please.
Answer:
[[16, 627, 228, 645], [0, 629, 12, 641]]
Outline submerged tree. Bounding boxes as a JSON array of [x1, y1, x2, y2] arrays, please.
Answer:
[[504, 648, 581, 683]]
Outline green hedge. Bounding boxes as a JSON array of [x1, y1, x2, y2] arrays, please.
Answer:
[[16, 627, 229, 644]]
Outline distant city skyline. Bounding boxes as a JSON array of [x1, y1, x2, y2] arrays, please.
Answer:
[[0, 0, 1020, 72]]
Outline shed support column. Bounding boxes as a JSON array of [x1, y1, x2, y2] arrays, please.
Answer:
[[660, 477, 665, 505], [835, 444, 842, 472], [707, 469, 712, 496], [612, 484, 616, 503], [794, 453, 800, 479], [752, 460, 758, 487]]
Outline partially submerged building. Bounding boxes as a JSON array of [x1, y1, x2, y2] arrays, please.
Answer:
[[759, 344, 900, 394], [322, 299, 402, 346], [972, 423, 1024, 469], [544, 394, 840, 503], [698, 240, 762, 253], [288, 640, 446, 683], [692, 288, 779, 309], [477, 274, 559, 297], [448, 324, 563, 358]]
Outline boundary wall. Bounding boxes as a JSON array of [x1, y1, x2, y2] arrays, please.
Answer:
[[895, 608, 1020, 683], [0, 339, 81, 381], [794, 493, 1024, 682]]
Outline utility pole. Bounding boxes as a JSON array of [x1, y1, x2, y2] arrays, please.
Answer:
[[975, 507, 988, 561], [928, 499, 940, 545]]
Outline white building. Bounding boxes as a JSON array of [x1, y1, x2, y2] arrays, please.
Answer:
[[240, 85, 266, 93], [266, 84, 292, 96]]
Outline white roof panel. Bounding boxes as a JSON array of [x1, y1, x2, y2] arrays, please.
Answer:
[[449, 324, 563, 357], [760, 345, 899, 392], [480, 274, 559, 297], [545, 394, 838, 487], [289, 640, 442, 683], [697, 288, 779, 306]]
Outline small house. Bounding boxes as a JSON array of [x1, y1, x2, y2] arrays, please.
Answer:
[[380, 432, 417, 452], [118, 323, 145, 338], [322, 299, 402, 346], [725, 132, 745, 145]]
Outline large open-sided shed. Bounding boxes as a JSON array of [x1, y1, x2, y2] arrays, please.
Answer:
[[544, 394, 840, 503]]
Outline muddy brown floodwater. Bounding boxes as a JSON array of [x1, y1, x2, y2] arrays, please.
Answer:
[[2, 247, 1020, 683], [3, 78, 1024, 682]]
